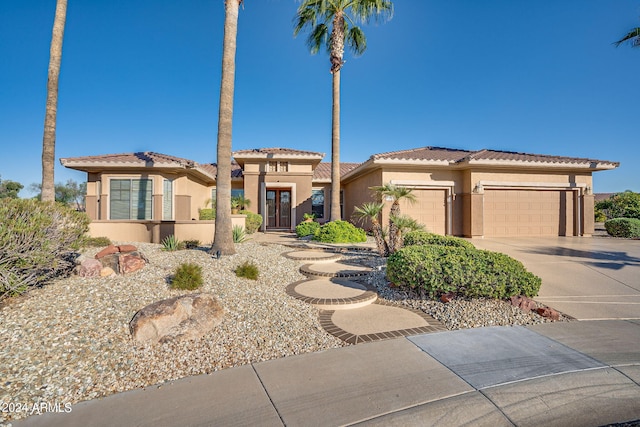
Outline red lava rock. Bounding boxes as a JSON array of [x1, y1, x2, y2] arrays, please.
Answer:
[[95, 245, 119, 259], [510, 295, 537, 313], [117, 244, 138, 253], [440, 293, 455, 303], [536, 307, 560, 321]]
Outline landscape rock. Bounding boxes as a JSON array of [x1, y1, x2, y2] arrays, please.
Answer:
[[95, 245, 119, 259], [119, 253, 146, 275], [129, 293, 225, 344], [510, 295, 538, 313], [536, 306, 560, 320], [100, 267, 116, 277], [117, 244, 138, 253], [440, 292, 455, 303], [76, 259, 103, 277]]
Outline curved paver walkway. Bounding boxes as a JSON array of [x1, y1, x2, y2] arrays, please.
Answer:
[[283, 247, 445, 343]]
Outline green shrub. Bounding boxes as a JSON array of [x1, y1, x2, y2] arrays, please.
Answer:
[[161, 235, 184, 251], [313, 220, 367, 243], [386, 245, 541, 299], [81, 236, 112, 248], [199, 208, 216, 220], [170, 262, 203, 290], [240, 210, 262, 234], [0, 199, 90, 300], [403, 231, 475, 250], [296, 220, 320, 237], [604, 218, 640, 238], [232, 225, 247, 243], [184, 240, 200, 249], [596, 191, 640, 221], [594, 207, 607, 223], [235, 261, 259, 280]]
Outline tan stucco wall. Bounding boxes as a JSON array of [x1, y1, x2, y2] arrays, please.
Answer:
[[342, 169, 383, 228], [88, 216, 246, 244]]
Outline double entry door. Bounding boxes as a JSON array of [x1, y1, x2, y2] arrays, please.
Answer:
[[266, 189, 291, 229]]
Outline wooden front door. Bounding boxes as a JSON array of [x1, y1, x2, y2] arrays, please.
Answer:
[[266, 189, 291, 229]]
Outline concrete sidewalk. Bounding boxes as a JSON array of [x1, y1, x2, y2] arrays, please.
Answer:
[[15, 320, 640, 427]]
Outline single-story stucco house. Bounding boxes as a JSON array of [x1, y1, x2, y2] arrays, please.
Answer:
[[60, 146, 619, 243]]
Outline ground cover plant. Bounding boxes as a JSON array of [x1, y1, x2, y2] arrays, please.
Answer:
[[387, 245, 541, 299], [170, 262, 204, 290], [0, 199, 90, 300], [235, 260, 259, 280]]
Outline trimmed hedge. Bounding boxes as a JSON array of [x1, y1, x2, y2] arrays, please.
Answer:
[[0, 199, 90, 300], [313, 220, 367, 243], [296, 220, 320, 237], [403, 231, 475, 250], [387, 245, 541, 299], [604, 218, 640, 238], [240, 210, 262, 234]]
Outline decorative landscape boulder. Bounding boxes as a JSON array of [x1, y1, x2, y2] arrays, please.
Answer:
[[509, 295, 538, 313], [129, 293, 225, 344], [76, 258, 103, 278], [90, 245, 148, 276]]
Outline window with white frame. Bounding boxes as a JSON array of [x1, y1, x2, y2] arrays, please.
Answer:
[[110, 178, 152, 220], [163, 179, 173, 220]]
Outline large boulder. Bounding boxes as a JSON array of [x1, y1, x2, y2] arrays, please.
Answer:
[[129, 293, 224, 344]]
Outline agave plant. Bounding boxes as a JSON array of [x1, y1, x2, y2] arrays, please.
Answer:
[[161, 234, 182, 251], [232, 225, 247, 243]]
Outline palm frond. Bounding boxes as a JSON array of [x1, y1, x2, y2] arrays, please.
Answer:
[[614, 27, 640, 48], [307, 23, 329, 55], [346, 26, 367, 56], [350, 0, 394, 24]]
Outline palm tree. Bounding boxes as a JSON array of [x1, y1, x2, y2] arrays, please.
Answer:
[[41, 0, 67, 203], [389, 214, 424, 251], [211, 0, 242, 256], [614, 26, 640, 48], [294, 0, 393, 222], [371, 183, 416, 254], [353, 202, 388, 256]]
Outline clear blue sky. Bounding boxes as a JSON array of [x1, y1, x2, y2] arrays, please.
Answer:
[[1, 0, 638, 197]]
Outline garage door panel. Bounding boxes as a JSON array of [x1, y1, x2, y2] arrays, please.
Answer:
[[484, 190, 571, 237], [400, 189, 446, 235]]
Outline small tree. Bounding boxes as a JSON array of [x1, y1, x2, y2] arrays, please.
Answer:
[[353, 202, 388, 256], [370, 183, 417, 254], [0, 176, 24, 199]]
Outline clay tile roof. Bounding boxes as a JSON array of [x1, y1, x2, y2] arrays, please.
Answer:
[[462, 149, 619, 167], [60, 151, 197, 167], [313, 162, 360, 181], [233, 147, 324, 158], [371, 146, 473, 162], [200, 162, 244, 179], [368, 146, 618, 168]]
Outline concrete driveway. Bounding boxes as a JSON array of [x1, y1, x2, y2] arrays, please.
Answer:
[[468, 236, 640, 320]]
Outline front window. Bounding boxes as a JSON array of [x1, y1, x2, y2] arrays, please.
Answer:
[[311, 189, 324, 219], [163, 179, 173, 220], [110, 178, 152, 220]]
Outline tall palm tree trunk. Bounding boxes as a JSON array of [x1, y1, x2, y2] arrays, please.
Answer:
[[211, 0, 239, 256], [330, 68, 341, 221], [41, 0, 67, 203]]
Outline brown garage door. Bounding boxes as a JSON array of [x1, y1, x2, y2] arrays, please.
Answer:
[[484, 190, 574, 237], [400, 189, 447, 235]]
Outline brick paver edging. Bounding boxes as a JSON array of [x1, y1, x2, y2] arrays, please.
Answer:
[[319, 300, 447, 345], [285, 279, 378, 308]]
